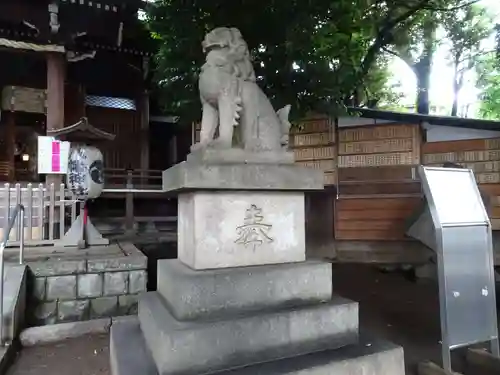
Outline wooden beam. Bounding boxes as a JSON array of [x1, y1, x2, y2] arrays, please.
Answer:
[[466, 348, 500, 375]]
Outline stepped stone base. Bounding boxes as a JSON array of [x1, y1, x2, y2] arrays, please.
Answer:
[[110, 318, 405, 375], [110, 259, 405, 375], [162, 161, 324, 192], [114, 151, 405, 374], [139, 291, 358, 375], [157, 259, 333, 320]]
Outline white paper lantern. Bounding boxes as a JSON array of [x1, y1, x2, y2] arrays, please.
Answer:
[[66, 145, 104, 200]]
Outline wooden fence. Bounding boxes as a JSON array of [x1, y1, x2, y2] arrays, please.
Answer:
[[334, 123, 422, 240], [0, 183, 81, 246], [104, 168, 163, 190], [423, 138, 500, 230], [0, 168, 166, 247]]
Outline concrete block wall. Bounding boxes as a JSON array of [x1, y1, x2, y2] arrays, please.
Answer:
[[26, 250, 147, 325]]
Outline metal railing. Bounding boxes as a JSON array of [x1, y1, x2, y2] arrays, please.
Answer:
[[0, 204, 25, 345]]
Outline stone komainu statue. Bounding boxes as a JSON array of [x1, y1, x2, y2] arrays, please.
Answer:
[[194, 27, 291, 152]]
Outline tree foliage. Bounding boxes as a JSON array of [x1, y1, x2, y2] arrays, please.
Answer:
[[477, 53, 500, 120], [442, 3, 492, 116], [384, 10, 439, 114], [146, 0, 483, 121]]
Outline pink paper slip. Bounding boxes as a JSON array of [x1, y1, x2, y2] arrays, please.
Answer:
[[51, 141, 60, 173]]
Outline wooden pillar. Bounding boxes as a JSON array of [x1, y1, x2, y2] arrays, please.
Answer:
[[5, 111, 15, 182], [169, 135, 178, 166], [46, 53, 65, 131], [64, 83, 86, 125], [125, 169, 135, 234], [46, 52, 65, 186], [139, 91, 150, 180]]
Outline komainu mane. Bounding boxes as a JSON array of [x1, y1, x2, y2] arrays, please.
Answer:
[[193, 27, 291, 152]]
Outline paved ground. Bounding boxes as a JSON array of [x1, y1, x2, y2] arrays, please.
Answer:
[[333, 265, 449, 374], [6, 264, 489, 374], [7, 334, 109, 375]]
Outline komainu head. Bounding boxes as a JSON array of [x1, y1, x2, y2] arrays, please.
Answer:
[[202, 27, 256, 82], [202, 27, 244, 52]]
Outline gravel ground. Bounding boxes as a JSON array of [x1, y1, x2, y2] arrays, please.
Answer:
[[7, 264, 487, 375], [7, 334, 110, 375], [332, 264, 470, 374]]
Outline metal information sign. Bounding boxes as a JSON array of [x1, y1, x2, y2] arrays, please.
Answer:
[[418, 166, 499, 371]]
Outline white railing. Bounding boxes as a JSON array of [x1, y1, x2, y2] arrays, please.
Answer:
[[1, 183, 81, 247], [0, 181, 173, 246]]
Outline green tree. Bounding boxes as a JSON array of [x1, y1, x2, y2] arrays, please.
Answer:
[[383, 11, 439, 114], [442, 4, 492, 116], [146, 0, 479, 121], [476, 53, 500, 120]]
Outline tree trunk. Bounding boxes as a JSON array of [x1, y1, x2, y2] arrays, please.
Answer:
[[451, 63, 461, 117], [347, 4, 429, 106], [415, 57, 432, 114], [413, 19, 436, 115], [451, 92, 458, 117]]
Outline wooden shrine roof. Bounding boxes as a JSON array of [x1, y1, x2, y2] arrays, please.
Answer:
[[47, 117, 116, 142], [0, 0, 154, 56], [348, 107, 500, 132]]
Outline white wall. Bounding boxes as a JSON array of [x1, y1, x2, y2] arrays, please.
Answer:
[[337, 116, 500, 142], [337, 117, 396, 128], [424, 123, 500, 142]]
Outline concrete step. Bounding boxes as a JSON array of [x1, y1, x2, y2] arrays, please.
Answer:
[[218, 338, 404, 375], [157, 259, 333, 321], [2, 265, 27, 343], [110, 318, 157, 375], [110, 317, 404, 375], [138, 291, 358, 375]]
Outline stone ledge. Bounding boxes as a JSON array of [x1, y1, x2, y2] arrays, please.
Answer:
[[20, 315, 139, 347], [20, 318, 112, 346], [139, 291, 358, 375], [110, 318, 403, 375], [28, 260, 86, 277], [219, 337, 404, 375], [162, 161, 324, 192], [157, 259, 332, 321], [186, 148, 295, 165], [86, 257, 146, 273], [24, 242, 147, 276]]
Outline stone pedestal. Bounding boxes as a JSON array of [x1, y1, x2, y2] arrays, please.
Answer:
[[178, 191, 306, 269], [110, 148, 405, 374]]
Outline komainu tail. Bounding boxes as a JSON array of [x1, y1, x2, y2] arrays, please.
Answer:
[[277, 104, 292, 148]]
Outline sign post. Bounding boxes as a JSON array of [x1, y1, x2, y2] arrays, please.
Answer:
[[418, 166, 499, 371]]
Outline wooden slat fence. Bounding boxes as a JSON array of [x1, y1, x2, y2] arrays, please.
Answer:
[[0, 183, 81, 246], [423, 138, 500, 230], [335, 123, 422, 240]]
